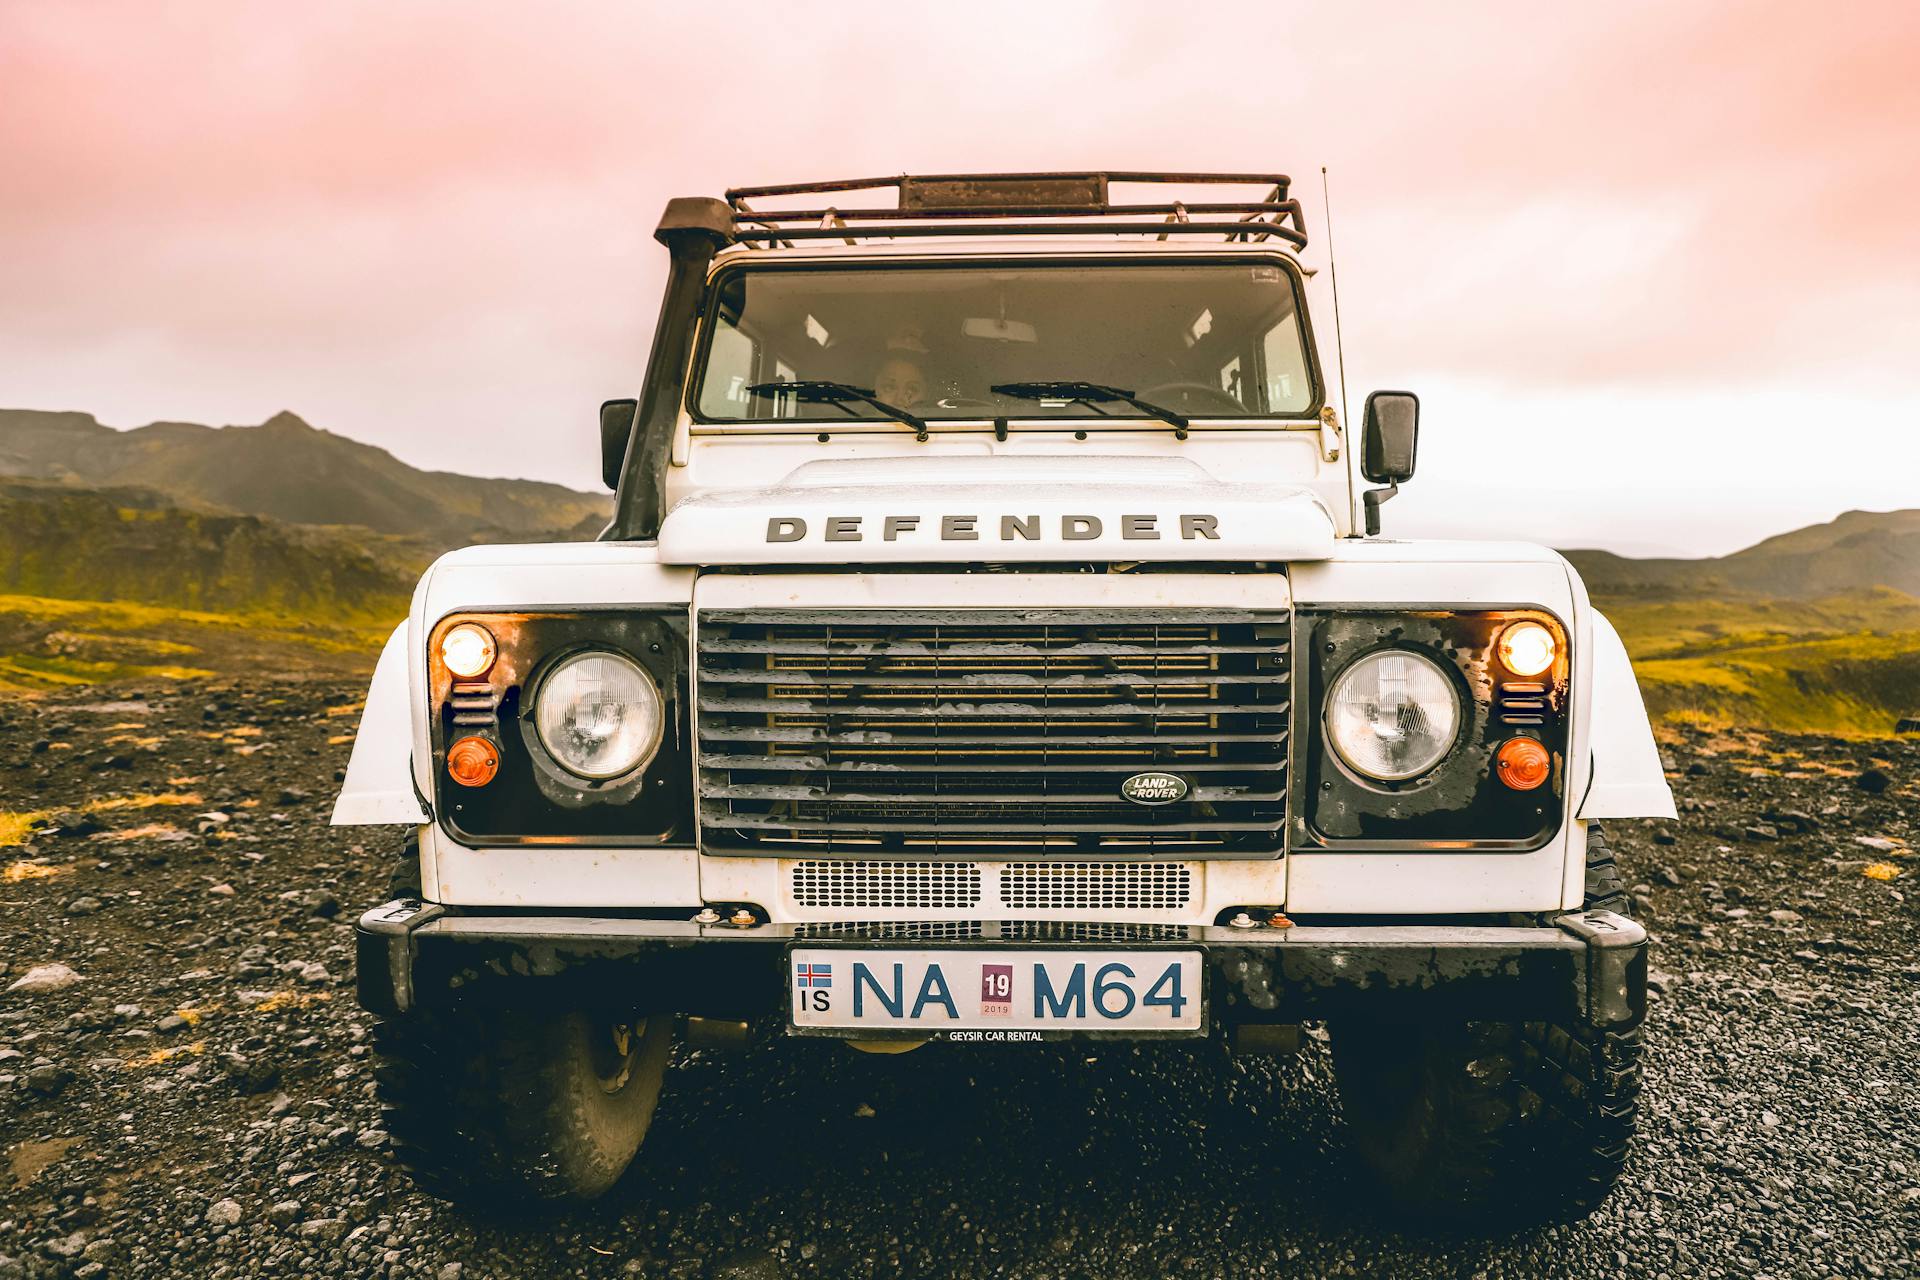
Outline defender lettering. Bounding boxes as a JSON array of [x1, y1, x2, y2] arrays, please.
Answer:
[[763, 513, 1221, 543]]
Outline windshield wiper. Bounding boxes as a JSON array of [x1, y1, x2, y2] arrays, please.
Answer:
[[990, 381, 1189, 439], [745, 380, 929, 441]]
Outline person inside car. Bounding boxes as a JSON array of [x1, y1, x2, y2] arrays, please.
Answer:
[[872, 354, 929, 408]]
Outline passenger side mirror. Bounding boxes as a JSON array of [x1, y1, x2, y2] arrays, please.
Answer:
[[600, 398, 638, 491], [1359, 391, 1418, 536], [1361, 391, 1419, 484]]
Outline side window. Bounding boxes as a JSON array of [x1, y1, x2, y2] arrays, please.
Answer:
[[698, 321, 798, 420], [703, 325, 756, 415], [1259, 308, 1310, 414]]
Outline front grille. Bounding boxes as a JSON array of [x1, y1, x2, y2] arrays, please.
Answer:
[[697, 609, 1289, 857]]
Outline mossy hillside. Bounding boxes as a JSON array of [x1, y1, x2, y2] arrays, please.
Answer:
[[0, 595, 393, 692], [1599, 590, 1920, 737], [1601, 588, 1920, 658], [0, 482, 415, 622]]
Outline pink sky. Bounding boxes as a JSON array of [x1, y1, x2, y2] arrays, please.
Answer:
[[3, 0, 1916, 554]]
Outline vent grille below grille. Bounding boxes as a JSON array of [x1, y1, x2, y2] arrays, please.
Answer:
[[697, 608, 1290, 857], [792, 920, 989, 941], [790, 921, 1193, 942], [1001, 862, 1193, 910], [999, 920, 1194, 942], [786, 860, 1197, 914], [790, 860, 982, 910]]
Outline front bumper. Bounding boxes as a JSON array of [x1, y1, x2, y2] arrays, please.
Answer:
[[356, 902, 1647, 1033]]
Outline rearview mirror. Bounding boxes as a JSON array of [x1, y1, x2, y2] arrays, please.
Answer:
[[600, 398, 638, 491], [961, 317, 1038, 343], [1361, 391, 1419, 484]]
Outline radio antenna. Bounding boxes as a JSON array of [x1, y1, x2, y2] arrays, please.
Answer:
[[1320, 166, 1351, 429]]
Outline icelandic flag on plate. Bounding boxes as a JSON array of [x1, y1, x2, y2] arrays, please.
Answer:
[[796, 963, 833, 989]]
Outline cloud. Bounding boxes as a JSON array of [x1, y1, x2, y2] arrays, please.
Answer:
[[1, 0, 1914, 542]]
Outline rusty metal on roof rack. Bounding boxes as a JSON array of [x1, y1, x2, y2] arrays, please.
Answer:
[[718, 171, 1309, 249], [725, 171, 1294, 200]]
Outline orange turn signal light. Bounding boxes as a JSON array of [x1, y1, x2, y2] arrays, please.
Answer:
[[1497, 621, 1557, 677], [446, 735, 500, 788], [1495, 737, 1552, 791], [441, 622, 497, 680]]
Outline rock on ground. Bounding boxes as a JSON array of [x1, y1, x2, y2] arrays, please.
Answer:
[[6, 964, 83, 994]]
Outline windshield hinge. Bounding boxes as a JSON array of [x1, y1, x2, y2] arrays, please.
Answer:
[[1318, 405, 1343, 462]]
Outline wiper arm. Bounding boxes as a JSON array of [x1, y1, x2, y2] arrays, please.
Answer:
[[745, 380, 929, 441], [990, 381, 1190, 439]]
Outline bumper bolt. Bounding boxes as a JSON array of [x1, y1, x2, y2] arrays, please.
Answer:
[[728, 908, 757, 928], [1268, 912, 1294, 929], [1228, 911, 1257, 929], [691, 907, 721, 925]]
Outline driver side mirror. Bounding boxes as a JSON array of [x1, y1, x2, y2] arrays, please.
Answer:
[[1361, 391, 1419, 484], [600, 398, 638, 491]]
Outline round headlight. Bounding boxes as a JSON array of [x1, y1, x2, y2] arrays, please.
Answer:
[[534, 651, 663, 779], [1326, 649, 1462, 781]]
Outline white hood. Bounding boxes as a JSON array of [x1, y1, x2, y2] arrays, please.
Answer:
[[655, 455, 1338, 565]]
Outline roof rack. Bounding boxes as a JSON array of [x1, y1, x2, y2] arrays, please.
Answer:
[[723, 171, 1307, 249]]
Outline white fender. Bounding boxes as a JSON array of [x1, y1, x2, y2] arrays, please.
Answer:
[[1576, 611, 1677, 820], [331, 622, 429, 826]]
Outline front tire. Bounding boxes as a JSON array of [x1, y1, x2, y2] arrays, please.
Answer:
[[1329, 823, 1643, 1228], [1331, 1017, 1641, 1228], [373, 1005, 673, 1203]]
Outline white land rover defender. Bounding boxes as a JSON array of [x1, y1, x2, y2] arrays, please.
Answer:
[[334, 172, 1675, 1225]]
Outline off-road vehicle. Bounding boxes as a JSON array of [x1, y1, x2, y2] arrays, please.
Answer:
[[336, 171, 1674, 1224]]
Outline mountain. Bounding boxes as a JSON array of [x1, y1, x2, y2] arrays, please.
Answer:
[[1566, 510, 1920, 737], [1564, 508, 1920, 601], [0, 408, 610, 548]]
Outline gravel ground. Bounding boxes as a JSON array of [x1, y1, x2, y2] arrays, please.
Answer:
[[2, 683, 1917, 1278]]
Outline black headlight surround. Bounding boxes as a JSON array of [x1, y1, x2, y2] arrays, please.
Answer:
[[1293, 608, 1570, 851], [427, 608, 692, 846]]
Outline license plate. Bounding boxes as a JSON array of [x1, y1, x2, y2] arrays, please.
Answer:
[[788, 948, 1204, 1035]]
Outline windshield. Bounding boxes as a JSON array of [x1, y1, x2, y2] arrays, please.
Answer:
[[692, 259, 1318, 426]]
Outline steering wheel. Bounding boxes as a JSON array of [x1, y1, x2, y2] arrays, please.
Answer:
[[1138, 381, 1247, 414]]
